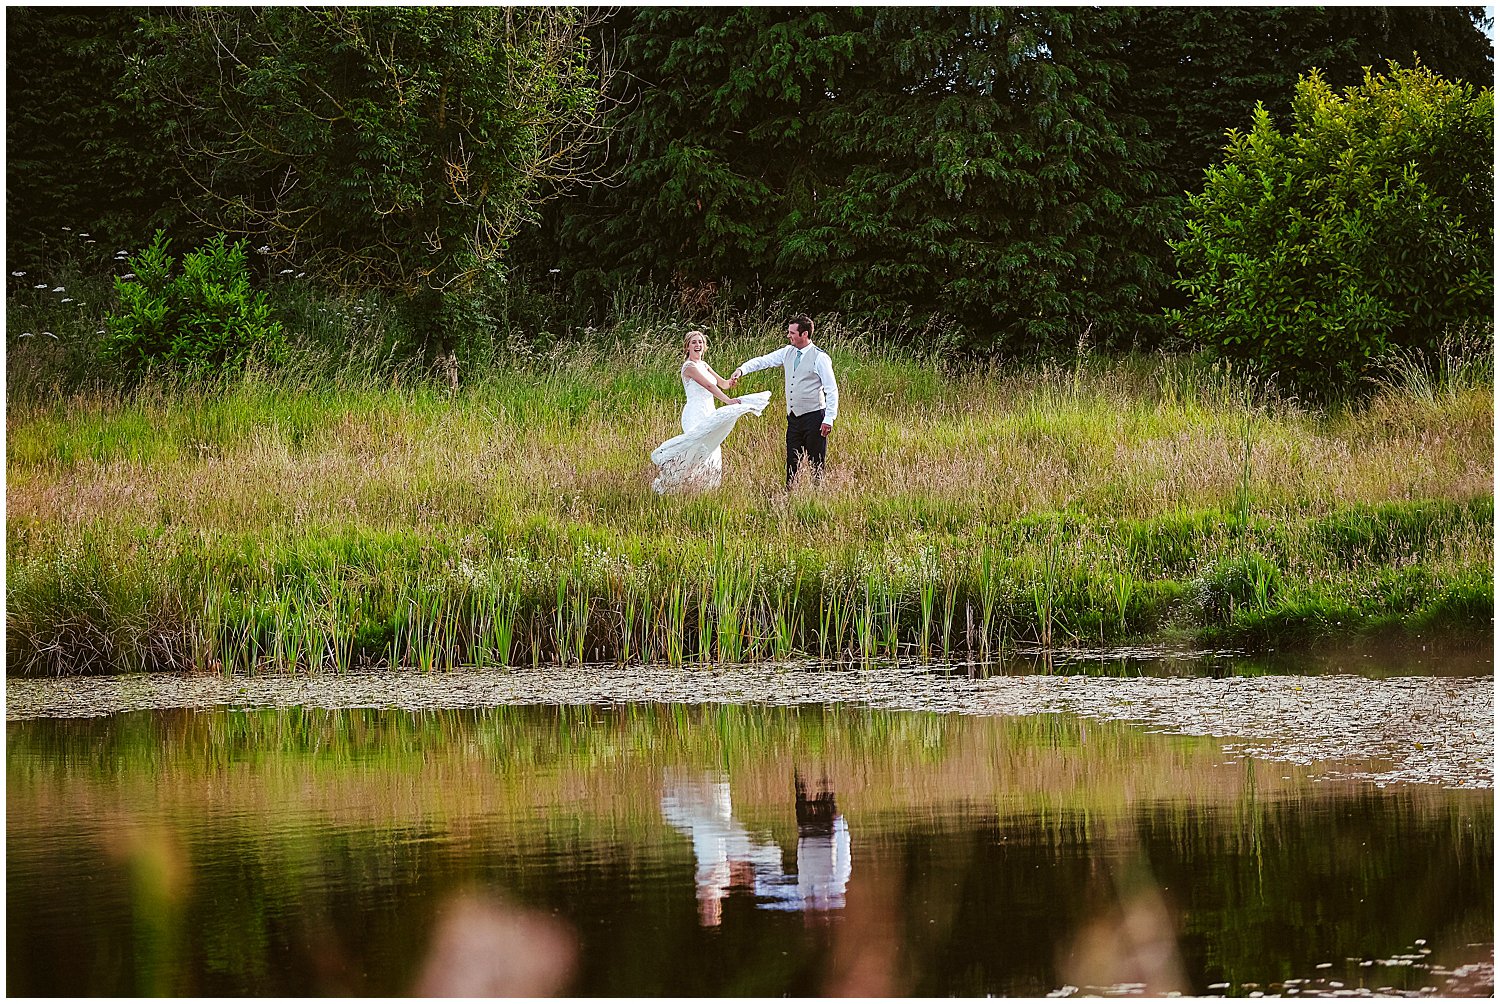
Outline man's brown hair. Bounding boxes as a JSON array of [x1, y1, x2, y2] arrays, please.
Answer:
[[789, 313, 814, 335]]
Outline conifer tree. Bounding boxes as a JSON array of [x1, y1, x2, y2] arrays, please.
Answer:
[[549, 7, 1176, 353]]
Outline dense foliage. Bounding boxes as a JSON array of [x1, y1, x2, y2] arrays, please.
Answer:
[[102, 231, 287, 378], [1170, 63, 1494, 398], [540, 7, 1176, 353], [128, 7, 607, 359], [6, 6, 1495, 387], [6, 8, 187, 266], [1117, 7, 1493, 200], [527, 6, 1492, 354]]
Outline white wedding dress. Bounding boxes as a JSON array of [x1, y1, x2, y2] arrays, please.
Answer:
[[651, 362, 771, 493]]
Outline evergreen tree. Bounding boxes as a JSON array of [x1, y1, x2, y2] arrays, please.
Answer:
[[6, 8, 186, 266], [544, 7, 1177, 354]]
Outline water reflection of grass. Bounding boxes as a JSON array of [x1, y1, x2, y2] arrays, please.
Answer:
[[6, 704, 1483, 830], [6, 346, 1491, 674]]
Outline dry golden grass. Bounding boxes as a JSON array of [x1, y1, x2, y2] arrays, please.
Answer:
[[8, 356, 1491, 537]]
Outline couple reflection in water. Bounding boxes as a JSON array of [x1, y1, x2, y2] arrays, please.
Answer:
[[660, 771, 851, 927]]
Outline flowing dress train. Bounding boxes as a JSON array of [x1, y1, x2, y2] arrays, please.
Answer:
[[651, 363, 770, 494]]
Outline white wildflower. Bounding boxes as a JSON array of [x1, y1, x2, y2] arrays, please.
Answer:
[[121, 273, 136, 280], [43, 331, 56, 339], [279, 269, 294, 275], [61, 297, 74, 303], [33, 283, 47, 289], [51, 286, 65, 292], [10, 271, 24, 277]]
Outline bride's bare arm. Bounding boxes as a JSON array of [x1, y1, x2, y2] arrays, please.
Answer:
[[705, 365, 735, 390], [685, 361, 739, 404]]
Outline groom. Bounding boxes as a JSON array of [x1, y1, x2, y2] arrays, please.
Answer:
[[731, 314, 840, 487]]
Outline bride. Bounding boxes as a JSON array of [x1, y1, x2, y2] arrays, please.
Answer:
[[651, 330, 771, 493]]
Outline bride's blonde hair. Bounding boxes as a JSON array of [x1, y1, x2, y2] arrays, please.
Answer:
[[683, 329, 707, 357]]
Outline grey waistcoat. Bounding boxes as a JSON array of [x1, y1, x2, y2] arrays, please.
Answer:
[[784, 346, 826, 416]]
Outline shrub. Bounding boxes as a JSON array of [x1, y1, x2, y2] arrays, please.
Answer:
[[102, 230, 287, 378], [1192, 553, 1283, 625], [1169, 62, 1493, 400]]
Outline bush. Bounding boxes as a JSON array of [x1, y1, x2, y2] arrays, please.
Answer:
[[1192, 553, 1283, 625], [102, 231, 287, 378], [1170, 62, 1493, 400]]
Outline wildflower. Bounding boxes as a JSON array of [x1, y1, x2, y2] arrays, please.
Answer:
[[78, 232, 90, 238], [549, 268, 561, 273], [61, 297, 74, 303], [42, 331, 56, 338], [61, 226, 71, 231], [295, 271, 305, 278], [33, 283, 46, 289], [18, 331, 32, 338], [121, 273, 136, 280], [279, 269, 294, 275], [51, 286, 64, 293], [11, 271, 24, 277], [257, 246, 270, 253]]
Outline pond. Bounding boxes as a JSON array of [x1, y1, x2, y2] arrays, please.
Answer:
[[6, 648, 1493, 996]]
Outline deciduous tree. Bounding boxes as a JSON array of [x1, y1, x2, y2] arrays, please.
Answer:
[[1170, 63, 1493, 397], [133, 7, 610, 362]]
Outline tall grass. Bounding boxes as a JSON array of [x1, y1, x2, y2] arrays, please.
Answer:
[[6, 296, 1493, 675]]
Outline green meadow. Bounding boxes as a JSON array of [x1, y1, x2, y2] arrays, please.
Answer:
[[6, 314, 1493, 675]]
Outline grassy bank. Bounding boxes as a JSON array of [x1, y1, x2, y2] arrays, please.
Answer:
[[6, 320, 1493, 675]]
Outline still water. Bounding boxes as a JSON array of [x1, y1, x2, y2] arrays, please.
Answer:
[[7, 684, 1492, 997]]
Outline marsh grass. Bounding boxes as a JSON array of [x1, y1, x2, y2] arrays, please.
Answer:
[[6, 309, 1493, 674]]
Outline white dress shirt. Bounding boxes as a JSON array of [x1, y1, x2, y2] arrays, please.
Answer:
[[738, 343, 840, 425]]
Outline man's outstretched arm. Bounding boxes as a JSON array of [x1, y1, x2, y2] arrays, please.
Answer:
[[732, 346, 790, 380]]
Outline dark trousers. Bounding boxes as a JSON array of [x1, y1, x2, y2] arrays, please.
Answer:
[[786, 409, 827, 486]]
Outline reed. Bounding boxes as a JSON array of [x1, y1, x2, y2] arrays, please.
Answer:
[[768, 570, 802, 660], [917, 574, 936, 662]]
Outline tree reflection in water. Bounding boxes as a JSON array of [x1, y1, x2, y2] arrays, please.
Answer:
[[660, 770, 852, 927]]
